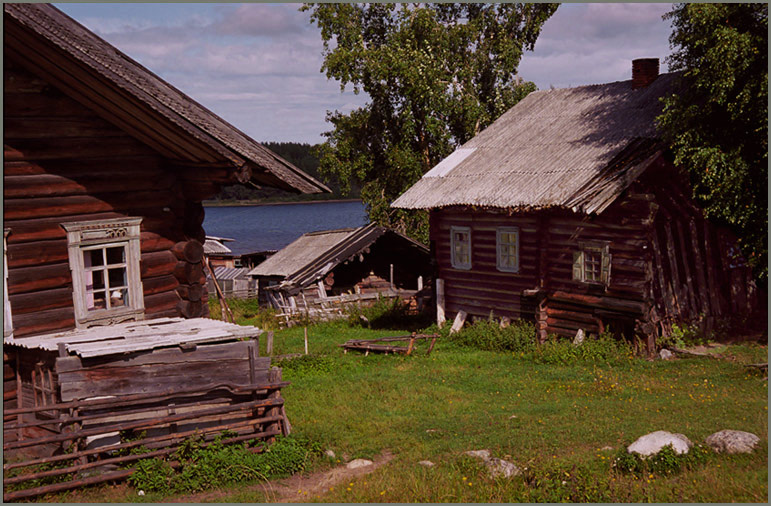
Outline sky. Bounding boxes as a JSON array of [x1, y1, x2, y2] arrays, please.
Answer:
[[55, 2, 676, 145]]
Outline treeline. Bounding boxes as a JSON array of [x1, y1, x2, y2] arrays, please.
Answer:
[[211, 142, 361, 202]]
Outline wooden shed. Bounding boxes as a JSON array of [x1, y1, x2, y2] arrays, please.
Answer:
[[392, 58, 760, 349], [249, 224, 431, 313], [2, 3, 327, 486]]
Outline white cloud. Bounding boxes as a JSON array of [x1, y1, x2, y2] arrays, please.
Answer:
[[57, 3, 678, 142]]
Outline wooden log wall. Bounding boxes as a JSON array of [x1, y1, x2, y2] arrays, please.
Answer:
[[430, 191, 655, 338], [429, 209, 539, 321], [639, 163, 757, 335], [4, 55, 224, 337]]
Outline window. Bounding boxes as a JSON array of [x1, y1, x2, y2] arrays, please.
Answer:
[[32, 361, 58, 419], [450, 226, 471, 270], [573, 242, 611, 285], [62, 218, 144, 328], [4, 229, 12, 338], [496, 227, 520, 273]]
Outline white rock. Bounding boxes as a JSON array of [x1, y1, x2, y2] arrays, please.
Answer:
[[627, 431, 692, 456], [705, 430, 760, 454], [659, 349, 674, 360], [137, 490, 145, 496], [418, 460, 435, 467], [346, 458, 373, 469], [485, 457, 521, 478], [463, 449, 491, 461], [573, 329, 585, 345], [324, 449, 336, 458]]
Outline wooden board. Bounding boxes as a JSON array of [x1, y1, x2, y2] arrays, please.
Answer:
[[56, 340, 268, 401]]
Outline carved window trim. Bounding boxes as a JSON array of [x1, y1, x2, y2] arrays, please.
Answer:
[[4, 229, 12, 338], [62, 218, 145, 328], [573, 241, 611, 286]]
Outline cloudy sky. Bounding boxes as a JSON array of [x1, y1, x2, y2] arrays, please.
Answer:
[[55, 2, 676, 145]]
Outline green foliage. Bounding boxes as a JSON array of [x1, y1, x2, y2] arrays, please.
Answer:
[[128, 434, 322, 494], [208, 298, 280, 330], [658, 3, 768, 281], [303, 3, 558, 241], [130, 457, 176, 495], [531, 333, 632, 366], [613, 444, 713, 477], [445, 318, 538, 353], [212, 142, 356, 202]]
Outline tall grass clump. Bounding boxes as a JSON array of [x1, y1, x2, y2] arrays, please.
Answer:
[[531, 332, 632, 365], [445, 319, 539, 353]]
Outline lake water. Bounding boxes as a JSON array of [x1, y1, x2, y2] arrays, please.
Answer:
[[202, 200, 368, 255]]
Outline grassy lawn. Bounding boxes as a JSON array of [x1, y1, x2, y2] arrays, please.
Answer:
[[227, 311, 767, 503], [40, 305, 768, 503]]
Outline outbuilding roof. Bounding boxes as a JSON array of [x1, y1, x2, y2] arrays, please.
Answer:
[[392, 72, 681, 214], [4, 3, 329, 194], [249, 228, 361, 278], [248, 224, 428, 293]]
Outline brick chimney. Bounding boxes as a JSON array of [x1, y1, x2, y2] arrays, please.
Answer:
[[632, 58, 659, 89]]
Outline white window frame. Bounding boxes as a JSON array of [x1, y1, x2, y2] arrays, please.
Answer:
[[4, 229, 13, 338], [496, 227, 520, 273], [450, 226, 472, 270], [573, 241, 611, 286], [61, 218, 144, 328]]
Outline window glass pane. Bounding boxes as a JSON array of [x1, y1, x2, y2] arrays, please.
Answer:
[[110, 288, 128, 308], [106, 246, 125, 265], [90, 290, 107, 310], [91, 270, 105, 290], [86, 249, 104, 267], [108, 267, 127, 288]]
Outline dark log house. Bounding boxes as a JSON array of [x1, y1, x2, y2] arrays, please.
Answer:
[[393, 59, 760, 351], [2, 3, 328, 476]]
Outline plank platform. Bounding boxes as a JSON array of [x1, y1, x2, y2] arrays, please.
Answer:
[[4, 317, 262, 357]]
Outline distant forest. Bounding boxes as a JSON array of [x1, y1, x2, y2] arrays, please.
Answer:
[[211, 142, 361, 202]]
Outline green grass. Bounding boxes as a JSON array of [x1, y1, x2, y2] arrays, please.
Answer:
[[53, 307, 769, 503]]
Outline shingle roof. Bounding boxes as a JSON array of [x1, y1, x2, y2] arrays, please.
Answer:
[[4, 3, 330, 194], [392, 73, 681, 214], [204, 238, 234, 256], [248, 224, 428, 294], [248, 228, 360, 278]]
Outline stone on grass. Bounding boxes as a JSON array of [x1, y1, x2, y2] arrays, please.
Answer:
[[346, 458, 373, 469], [627, 431, 692, 456], [573, 329, 585, 346], [418, 460, 435, 467], [705, 430, 760, 454], [463, 449, 491, 461], [659, 349, 674, 360], [485, 457, 521, 478], [324, 449, 336, 459]]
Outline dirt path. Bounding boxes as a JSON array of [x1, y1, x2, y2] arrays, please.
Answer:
[[165, 450, 395, 503]]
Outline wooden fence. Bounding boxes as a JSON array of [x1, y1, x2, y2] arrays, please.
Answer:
[[3, 339, 290, 501]]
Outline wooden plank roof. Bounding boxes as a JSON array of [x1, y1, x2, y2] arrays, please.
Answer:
[[4, 3, 330, 194], [3, 317, 261, 358], [392, 72, 681, 214], [248, 224, 428, 292]]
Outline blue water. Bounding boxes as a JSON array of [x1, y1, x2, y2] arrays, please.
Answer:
[[202, 201, 368, 255]]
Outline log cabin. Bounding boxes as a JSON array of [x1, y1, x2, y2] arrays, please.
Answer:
[[392, 58, 760, 351], [2, 3, 327, 465], [249, 224, 431, 312]]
